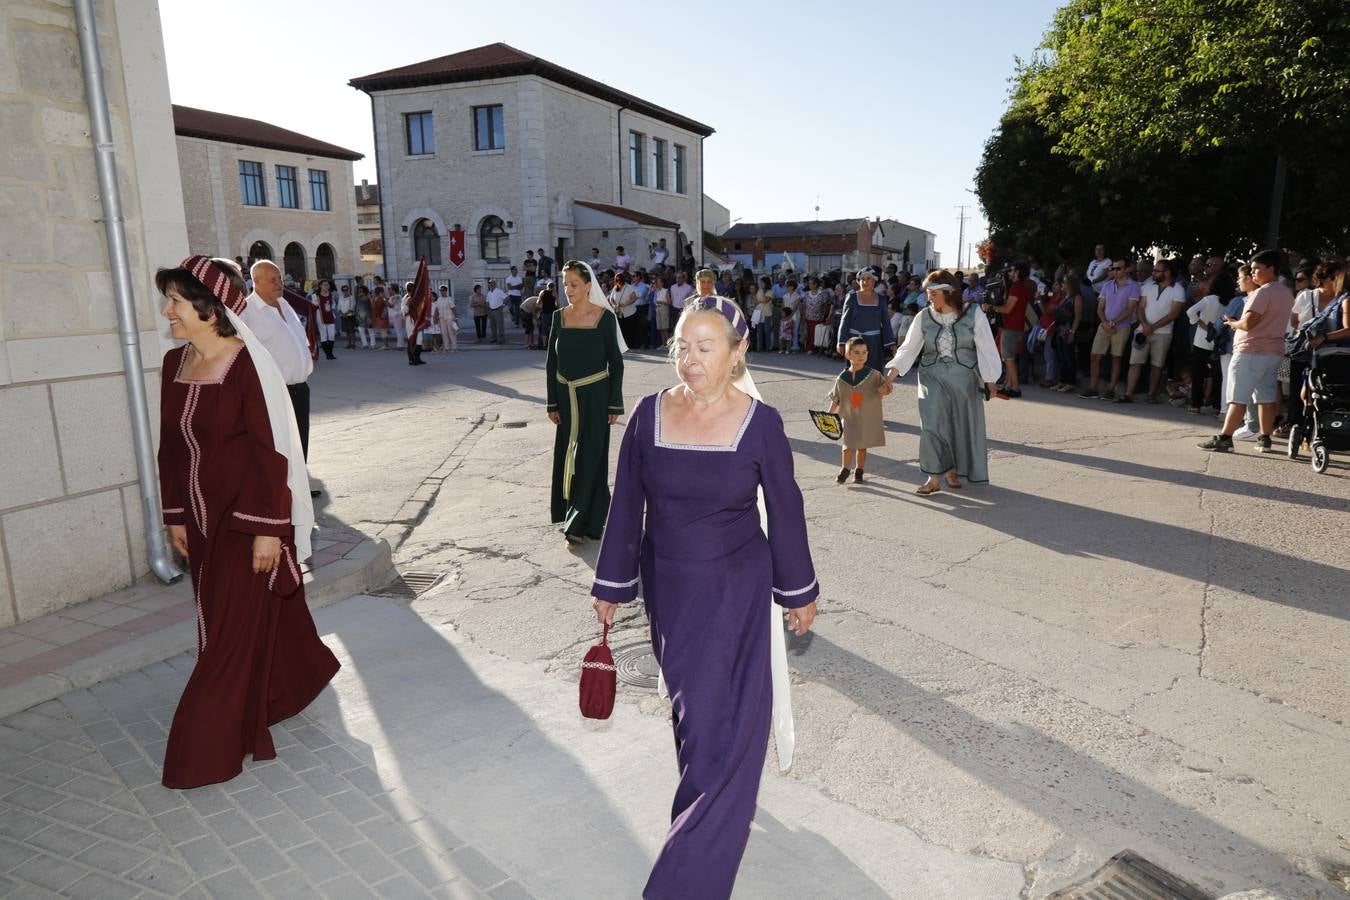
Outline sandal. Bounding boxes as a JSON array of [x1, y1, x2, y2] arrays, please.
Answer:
[[945, 475, 962, 489], [915, 481, 941, 496]]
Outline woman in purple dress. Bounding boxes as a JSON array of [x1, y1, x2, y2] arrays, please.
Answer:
[[591, 297, 819, 899]]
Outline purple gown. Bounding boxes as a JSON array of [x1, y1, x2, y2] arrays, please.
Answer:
[[592, 390, 819, 900]]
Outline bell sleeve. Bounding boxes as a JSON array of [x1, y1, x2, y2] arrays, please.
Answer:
[[885, 315, 926, 377], [604, 311, 625, 416], [545, 314, 560, 415], [836, 296, 853, 350], [973, 312, 1003, 383], [229, 354, 292, 539], [591, 395, 648, 603], [758, 406, 819, 609], [157, 355, 187, 527]]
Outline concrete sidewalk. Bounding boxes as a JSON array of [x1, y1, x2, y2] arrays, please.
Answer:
[[0, 523, 390, 721]]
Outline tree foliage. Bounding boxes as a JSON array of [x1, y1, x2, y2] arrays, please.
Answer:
[[976, 0, 1350, 263]]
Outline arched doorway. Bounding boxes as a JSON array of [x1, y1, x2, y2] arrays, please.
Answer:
[[283, 242, 307, 282], [247, 241, 273, 267], [315, 243, 336, 279], [412, 220, 441, 266]]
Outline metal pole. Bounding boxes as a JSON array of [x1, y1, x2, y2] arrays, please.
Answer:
[[74, 0, 181, 584], [955, 205, 969, 270], [1264, 152, 1286, 251]]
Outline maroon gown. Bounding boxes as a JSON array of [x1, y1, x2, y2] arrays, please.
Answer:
[[157, 343, 339, 789]]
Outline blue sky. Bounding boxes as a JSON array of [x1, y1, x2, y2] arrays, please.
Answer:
[[160, 0, 1063, 268]]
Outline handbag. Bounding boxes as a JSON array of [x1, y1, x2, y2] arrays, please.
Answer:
[[579, 622, 616, 719]]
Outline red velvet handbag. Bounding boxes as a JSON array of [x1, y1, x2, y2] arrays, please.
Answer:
[[579, 623, 616, 719]]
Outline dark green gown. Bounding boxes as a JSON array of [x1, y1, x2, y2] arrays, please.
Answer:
[[546, 309, 625, 538]]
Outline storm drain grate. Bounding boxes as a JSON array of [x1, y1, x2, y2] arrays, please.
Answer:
[[369, 571, 446, 600], [1049, 850, 1212, 900], [611, 640, 660, 690], [500, 421, 528, 429]]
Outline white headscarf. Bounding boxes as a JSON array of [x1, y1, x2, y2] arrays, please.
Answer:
[[569, 260, 629, 354], [223, 307, 315, 562]]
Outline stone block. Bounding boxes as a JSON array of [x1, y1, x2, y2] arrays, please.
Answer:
[[2, 268, 81, 338], [51, 375, 136, 492], [55, 222, 109, 269], [4, 489, 131, 620], [4, 330, 165, 383], [0, 102, 48, 182], [14, 27, 84, 103], [41, 106, 90, 147], [0, 186, 50, 265], [0, 383, 64, 508]]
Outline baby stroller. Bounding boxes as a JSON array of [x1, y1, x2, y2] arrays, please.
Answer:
[[1289, 345, 1350, 473]]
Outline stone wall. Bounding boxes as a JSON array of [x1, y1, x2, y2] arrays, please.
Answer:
[[0, 0, 188, 624], [176, 136, 362, 280]]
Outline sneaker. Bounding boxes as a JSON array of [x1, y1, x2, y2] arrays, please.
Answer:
[[1003, 388, 1022, 398], [1099, 390, 1115, 402], [1199, 405, 1217, 414], [836, 467, 850, 484], [1146, 395, 1161, 405], [853, 469, 864, 484], [1079, 388, 1099, 399], [1197, 434, 1234, 452], [1258, 434, 1274, 453], [1232, 425, 1259, 442], [1114, 394, 1133, 404]]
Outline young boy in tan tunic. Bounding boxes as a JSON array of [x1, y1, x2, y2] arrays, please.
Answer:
[[828, 337, 892, 483]]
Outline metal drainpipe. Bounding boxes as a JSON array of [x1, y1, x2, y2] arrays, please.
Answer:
[[74, 0, 181, 584], [617, 106, 627, 206]]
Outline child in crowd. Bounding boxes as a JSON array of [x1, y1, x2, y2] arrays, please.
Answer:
[[779, 307, 796, 353], [828, 337, 892, 484]]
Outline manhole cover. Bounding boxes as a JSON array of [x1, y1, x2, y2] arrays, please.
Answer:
[[611, 640, 659, 689], [1049, 850, 1211, 899], [369, 571, 446, 600], [501, 421, 528, 429]]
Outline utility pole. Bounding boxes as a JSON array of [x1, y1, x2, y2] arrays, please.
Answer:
[[955, 205, 970, 270], [814, 195, 821, 221]]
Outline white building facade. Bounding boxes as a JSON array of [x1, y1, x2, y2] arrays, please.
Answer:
[[350, 43, 713, 300], [0, 0, 188, 623]]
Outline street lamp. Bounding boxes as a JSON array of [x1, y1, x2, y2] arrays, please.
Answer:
[[714, 217, 742, 237]]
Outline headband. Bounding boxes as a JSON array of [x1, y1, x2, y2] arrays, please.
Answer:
[[686, 295, 749, 339], [856, 268, 877, 281], [921, 279, 955, 293], [183, 255, 248, 315]]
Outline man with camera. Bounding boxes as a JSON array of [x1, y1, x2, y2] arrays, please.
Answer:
[[982, 263, 1034, 397], [1120, 258, 1185, 403]]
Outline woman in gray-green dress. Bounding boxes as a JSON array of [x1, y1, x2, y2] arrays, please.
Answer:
[[546, 260, 626, 544], [884, 270, 1002, 495]]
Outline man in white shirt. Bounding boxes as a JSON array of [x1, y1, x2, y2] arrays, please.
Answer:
[[485, 278, 507, 344], [589, 248, 604, 272], [337, 283, 356, 349], [614, 246, 632, 273], [1086, 244, 1112, 287], [504, 266, 525, 327], [650, 238, 670, 267], [246, 260, 319, 492], [669, 270, 694, 312], [1121, 258, 1185, 404]]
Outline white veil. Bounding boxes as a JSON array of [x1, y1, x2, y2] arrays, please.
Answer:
[[571, 260, 629, 354]]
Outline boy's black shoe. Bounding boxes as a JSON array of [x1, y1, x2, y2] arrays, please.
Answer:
[[853, 469, 864, 484], [1197, 434, 1233, 452]]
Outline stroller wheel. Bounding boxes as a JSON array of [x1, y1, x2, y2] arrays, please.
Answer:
[[1286, 423, 1303, 460], [1311, 441, 1329, 474]]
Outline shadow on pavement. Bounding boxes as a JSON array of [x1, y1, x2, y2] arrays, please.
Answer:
[[799, 634, 1332, 897]]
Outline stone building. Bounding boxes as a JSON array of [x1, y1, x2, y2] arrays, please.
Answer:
[[0, 0, 188, 623], [355, 179, 383, 271], [349, 42, 714, 297], [173, 105, 363, 283], [721, 217, 939, 275]]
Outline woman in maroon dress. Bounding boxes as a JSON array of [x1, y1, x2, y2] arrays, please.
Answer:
[[155, 259, 339, 789]]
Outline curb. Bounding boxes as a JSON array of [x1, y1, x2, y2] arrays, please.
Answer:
[[0, 538, 392, 720]]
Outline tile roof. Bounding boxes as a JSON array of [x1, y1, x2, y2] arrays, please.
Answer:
[[574, 200, 680, 229], [349, 42, 713, 137], [172, 105, 363, 161], [720, 219, 869, 240]]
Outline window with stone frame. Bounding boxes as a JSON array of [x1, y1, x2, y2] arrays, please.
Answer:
[[629, 131, 645, 186], [673, 144, 687, 194], [413, 220, 442, 266], [473, 105, 505, 151], [239, 160, 266, 206], [651, 138, 667, 191], [405, 111, 435, 155], [276, 165, 299, 209], [479, 216, 508, 263], [309, 169, 330, 211]]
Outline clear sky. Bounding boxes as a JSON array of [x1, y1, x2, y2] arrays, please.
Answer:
[[160, 0, 1062, 269]]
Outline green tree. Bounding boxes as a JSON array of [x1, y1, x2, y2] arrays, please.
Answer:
[[977, 0, 1350, 258]]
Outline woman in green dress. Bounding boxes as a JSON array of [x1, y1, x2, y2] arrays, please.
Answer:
[[546, 261, 627, 545]]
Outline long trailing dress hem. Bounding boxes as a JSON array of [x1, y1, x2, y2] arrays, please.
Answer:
[[591, 391, 819, 900]]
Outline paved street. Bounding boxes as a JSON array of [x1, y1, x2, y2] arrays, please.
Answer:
[[3, 341, 1349, 897]]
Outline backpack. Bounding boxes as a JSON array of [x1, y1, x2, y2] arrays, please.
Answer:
[[1285, 295, 1346, 362]]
